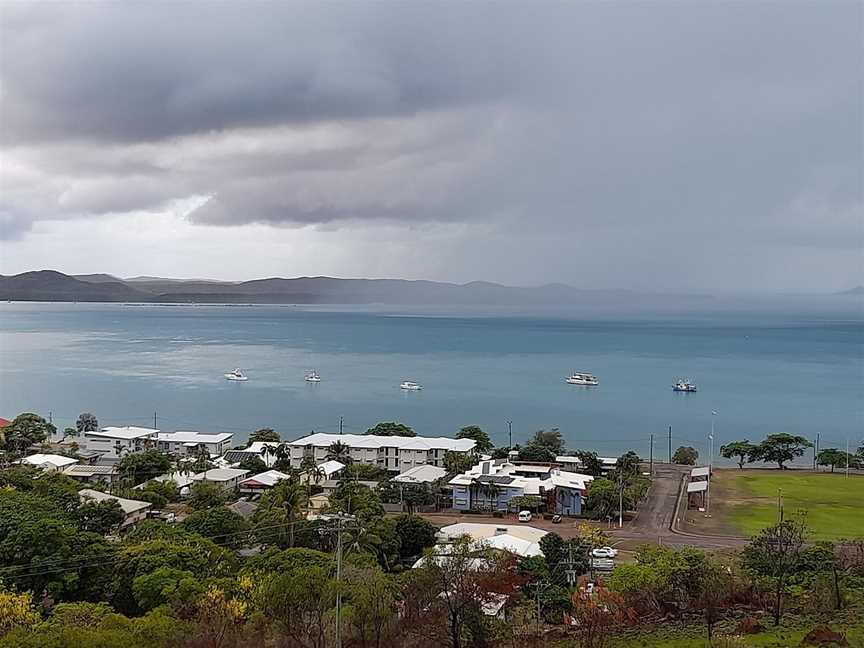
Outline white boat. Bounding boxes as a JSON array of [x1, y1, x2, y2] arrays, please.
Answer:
[[566, 372, 599, 386], [224, 368, 248, 381], [305, 371, 321, 383], [673, 378, 697, 392], [400, 381, 423, 391]]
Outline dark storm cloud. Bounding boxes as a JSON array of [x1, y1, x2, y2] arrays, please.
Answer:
[[0, 1, 861, 289]]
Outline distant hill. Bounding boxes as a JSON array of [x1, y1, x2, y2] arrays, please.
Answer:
[[2, 269, 682, 306], [837, 286, 864, 296]]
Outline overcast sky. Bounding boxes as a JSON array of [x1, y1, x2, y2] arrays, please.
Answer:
[[0, 1, 861, 292]]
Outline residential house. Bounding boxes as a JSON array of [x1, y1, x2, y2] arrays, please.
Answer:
[[555, 455, 618, 475], [156, 431, 234, 457], [436, 522, 548, 557], [449, 460, 593, 516], [239, 469, 291, 493], [79, 488, 151, 527], [135, 471, 194, 496], [393, 464, 448, 484], [81, 426, 159, 460], [19, 453, 78, 471], [222, 441, 280, 467], [285, 433, 475, 473], [62, 464, 120, 484], [192, 468, 249, 491]]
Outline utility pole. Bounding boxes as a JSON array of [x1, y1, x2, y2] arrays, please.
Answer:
[[153, 411, 157, 430], [48, 411, 53, 425], [814, 433, 820, 470], [618, 474, 624, 529], [321, 513, 355, 648], [507, 420, 513, 449], [668, 425, 672, 463], [846, 438, 850, 479], [533, 580, 549, 642], [339, 416, 343, 435], [649, 434, 654, 476]]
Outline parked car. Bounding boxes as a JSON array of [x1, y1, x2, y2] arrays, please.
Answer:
[[591, 546, 619, 558], [552, 514, 562, 524], [518, 510, 532, 522]]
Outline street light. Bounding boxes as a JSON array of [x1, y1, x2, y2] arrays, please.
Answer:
[[707, 410, 717, 514]]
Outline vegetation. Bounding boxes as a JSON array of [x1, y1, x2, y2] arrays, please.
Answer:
[[443, 450, 475, 473], [246, 427, 280, 444], [672, 445, 699, 465], [76, 412, 99, 434], [365, 421, 416, 437], [517, 428, 565, 462], [117, 450, 172, 485], [455, 425, 493, 452], [817, 447, 860, 472], [720, 440, 759, 469], [0, 412, 56, 458]]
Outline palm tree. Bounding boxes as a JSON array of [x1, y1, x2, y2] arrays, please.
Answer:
[[325, 441, 352, 465], [258, 477, 305, 547], [262, 443, 277, 467]]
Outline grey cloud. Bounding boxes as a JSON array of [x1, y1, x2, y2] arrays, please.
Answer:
[[0, 1, 861, 289]]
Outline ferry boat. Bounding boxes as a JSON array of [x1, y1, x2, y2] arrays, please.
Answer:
[[400, 381, 423, 391], [565, 372, 599, 386], [305, 371, 321, 383], [224, 368, 248, 381], [672, 379, 697, 392]]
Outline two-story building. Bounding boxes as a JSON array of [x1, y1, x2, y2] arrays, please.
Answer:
[[79, 488, 152, 527], [192, 468, 249, 492], [449, 460, 593, 516], [81, 426, 159, 460], [156, 431, 234, 457], [284, 433, 476, 473]]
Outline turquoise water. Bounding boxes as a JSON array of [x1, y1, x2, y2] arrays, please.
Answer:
[[0, 303, 861, 461]]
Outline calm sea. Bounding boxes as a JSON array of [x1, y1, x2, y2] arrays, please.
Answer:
[[0, 303, 861, 462]]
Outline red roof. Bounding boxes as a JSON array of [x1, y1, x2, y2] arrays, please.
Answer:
[[0, 418, 11, 428]]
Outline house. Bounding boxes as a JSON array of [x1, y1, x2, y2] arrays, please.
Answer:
[[19, 453, 78, 471], [299, 460, 345, 485], [79, 488, 151, 527], [227, 499, 259, 519], [62, 464, 120, 484], [307, 493, 329, 515], [222, 441, 280, 467], [192, 468, 249, 491], [239, 469, 291, 493], [81, 426, 159, 460], [418, 523, 548, 562], [393, 464, 448, 484], [449, 460, 593, 516], [555, 455, 618, 475], [285, 433, 475, 473], [135, 471, 195, 496], [156, 431, 234, 457]]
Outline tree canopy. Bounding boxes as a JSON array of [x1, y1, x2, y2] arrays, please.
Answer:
[[365, 421, 416, 437], [247, 428, 281, 445], [816, 448, 859, 472], [455, 425, 492, 452], [719, 440, 759, 469], [752, 433, 813, 469], [76, 412, 99, 434], [117, 450, 172, 485], [672, 446, 699, 466], [1, 413, 56, 458]]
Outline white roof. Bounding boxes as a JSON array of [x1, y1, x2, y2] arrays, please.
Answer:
[[394, 464, 448, 484], [437, 523, 548, 544], [289, 432, 475, 453], [79, 488, 151, 515], [449, 461, 593, 493], [687, 481, 709, 493], [63, 464, 118, 476], [143, 471, 194, 489], [192, 468, 249, 482], [690, 466, 711, 477], [89, 426, 159, 440], [318, 460, 345, 477], [246, 441, 280, 454], [556, 455, 618, 466], [240, 469, 290, 487], [20, 454, 78, 469], [157, 431, 233, 444], [480, 534, 543, 557]]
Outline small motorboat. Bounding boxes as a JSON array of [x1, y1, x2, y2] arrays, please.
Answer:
[[566, 372, 599, 386], [305, 371, 321, 383], [224, 368, 248, 381], [673, 379, 697, 392], [400, 381, 423, 391]]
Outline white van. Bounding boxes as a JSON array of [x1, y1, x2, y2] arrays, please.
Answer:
[[517, 510, 532, 522]]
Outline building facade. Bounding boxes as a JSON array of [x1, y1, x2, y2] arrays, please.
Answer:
[[156, 431, 234, 457], [285, 433, 476, 472], [81, 426, 159, 460]]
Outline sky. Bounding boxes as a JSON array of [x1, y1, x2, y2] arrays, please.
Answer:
[[0, 2, 861, 293]]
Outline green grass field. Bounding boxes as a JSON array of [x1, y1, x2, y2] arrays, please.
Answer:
[[722, 471, 864, 540]]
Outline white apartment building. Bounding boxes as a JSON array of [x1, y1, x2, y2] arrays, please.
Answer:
[[156, 431, 234, 456], [81, 426, 159, 460], [285, 433, 476, 472]]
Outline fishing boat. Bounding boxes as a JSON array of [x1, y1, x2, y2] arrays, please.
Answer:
[[400, 381, 423, 391], [565, 372, 599, 386], [672, 379, 697, 392], [224, 368, 248, 381], [305, 371, 321, 383]]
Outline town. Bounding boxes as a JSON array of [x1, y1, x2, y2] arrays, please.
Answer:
[[0, 411, 862, 647]]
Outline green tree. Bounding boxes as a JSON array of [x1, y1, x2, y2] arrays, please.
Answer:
[[253, 476, 305, 547], [365, 421, 415, 437], [139, 478, 180, 504], [236, 455, 268, 474], [345, 568, 400, 648], [517, 443, 556, 463], [442, 450, 475, 473], [182, 506, 251, 547], [538, 532, 590, 582], [1, 413, 56, 458], [131, 566, 200, 612], [0, 588, 39, 635], [325, 440, 353, 464], [328, 481, 384, 522], [816, 448, 859, 472], [76, 412, 99, 434], [74, 498, 125, 535], [393, 514, 437, 559], [719, 440, 758, 469], [247, 428, 280, 445], [585, 477, 635, 520], [754, 433, 813, 469], [612, 450, 641, 478], [187, 481, 227, 510], [117, 450, 172, 486], [672, 446, 699, 466], [343, 463, 388, 480], [455, 426, 492, 453], [260, 566, 337, 647], [572, 450, 604, 476]]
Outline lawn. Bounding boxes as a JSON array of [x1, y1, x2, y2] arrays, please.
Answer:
[[720, 470, 864, 540]]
